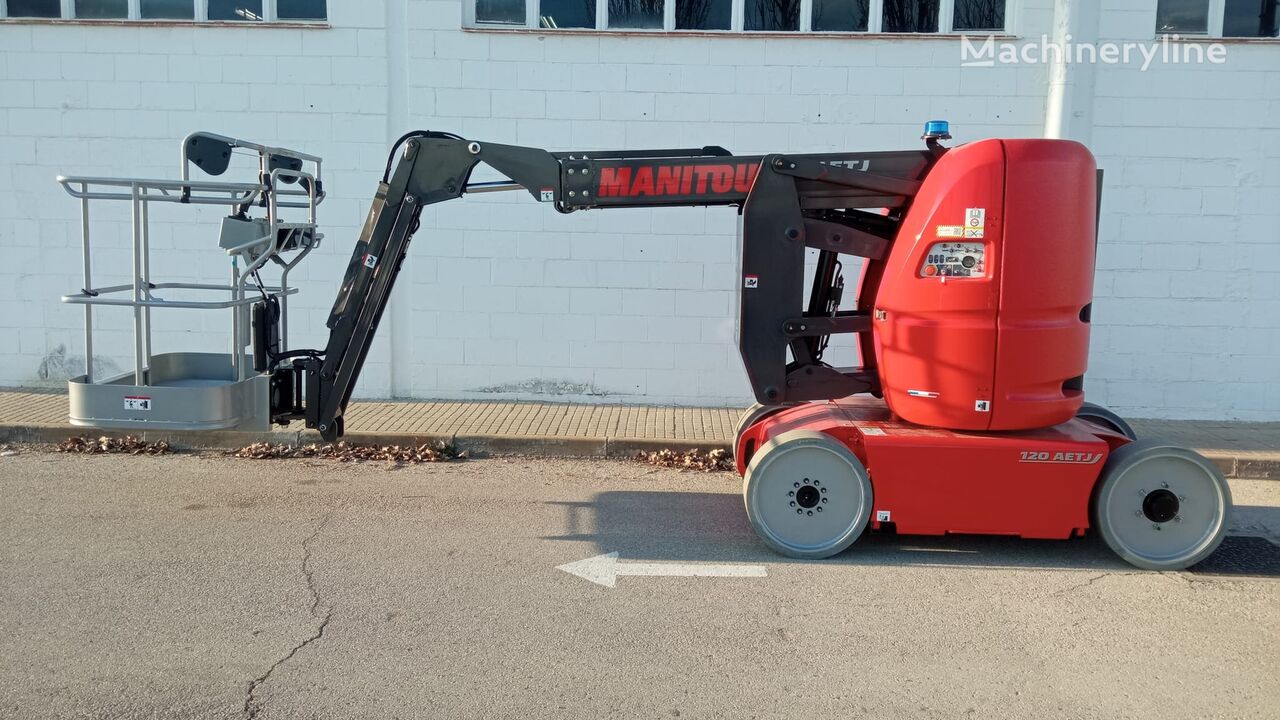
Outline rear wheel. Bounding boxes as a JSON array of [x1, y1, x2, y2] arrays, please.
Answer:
[[743, 430, 873, 559], [733, 402, 800, 466], [733, 402, 799, 447], [1093, 440, 1231, 570], [1077, 401, 1137, 440]]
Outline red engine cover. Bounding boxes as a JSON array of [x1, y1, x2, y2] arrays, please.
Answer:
[[873, 139, 1096, 431]]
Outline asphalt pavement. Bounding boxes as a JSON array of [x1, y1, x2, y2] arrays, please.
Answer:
[[1, 450, 1277, 719]]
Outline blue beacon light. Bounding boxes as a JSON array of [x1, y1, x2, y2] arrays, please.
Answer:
[[923, 120, 952, 140]]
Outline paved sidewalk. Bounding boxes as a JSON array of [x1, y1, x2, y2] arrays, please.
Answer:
[[1, 387, 1276, 478]]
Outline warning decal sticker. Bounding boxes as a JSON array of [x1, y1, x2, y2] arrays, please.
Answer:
[[124, 396, 152, 411], [743, 275, 759, 289], [363, 253, 378, 269], [965, 207, 986, 238]]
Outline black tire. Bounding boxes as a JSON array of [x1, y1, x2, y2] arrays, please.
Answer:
[[1077, 401, 1137, 440]]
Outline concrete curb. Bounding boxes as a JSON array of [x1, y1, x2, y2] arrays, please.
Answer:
[[1204, 453, 1278, 481], [3, 422, 1276, 479]]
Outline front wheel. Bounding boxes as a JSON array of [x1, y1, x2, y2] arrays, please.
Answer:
[[743, 430, 873, 559], [1093, 440, 1231, 570]]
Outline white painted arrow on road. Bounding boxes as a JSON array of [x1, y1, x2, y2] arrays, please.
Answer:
[[557, 552, 768, 588]]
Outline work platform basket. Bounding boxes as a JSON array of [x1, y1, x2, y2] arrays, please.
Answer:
[[58, 132, 324, 432]]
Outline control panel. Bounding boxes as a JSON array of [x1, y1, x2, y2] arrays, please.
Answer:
[[920, 242, 986, 279]]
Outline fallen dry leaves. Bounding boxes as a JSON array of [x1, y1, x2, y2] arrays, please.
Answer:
[[57, 436, 172, 455], [231, 440, 465, 464], [635, 448, 734, 472]]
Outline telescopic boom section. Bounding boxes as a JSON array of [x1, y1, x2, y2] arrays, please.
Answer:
[[289, 133, 937, 440]]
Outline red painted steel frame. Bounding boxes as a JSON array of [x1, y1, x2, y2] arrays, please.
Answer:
[[732, 139, 1117, 541], [737, 399, 1132, 540]]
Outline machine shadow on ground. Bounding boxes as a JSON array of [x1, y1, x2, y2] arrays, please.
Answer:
[[544, 490, 1280, 577]]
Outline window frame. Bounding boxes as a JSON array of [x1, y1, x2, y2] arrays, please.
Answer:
[[1157, 0, 1280, 39], [0, 0, 328, 22], [464, 0, 1015, 34]]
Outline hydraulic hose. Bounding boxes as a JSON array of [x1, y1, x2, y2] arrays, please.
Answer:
[[381, 130, 464, 183]]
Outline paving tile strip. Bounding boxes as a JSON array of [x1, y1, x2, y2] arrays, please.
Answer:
[[0, 389, 1275, 479]]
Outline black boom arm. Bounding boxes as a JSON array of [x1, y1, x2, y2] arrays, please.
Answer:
[[280, 132, 936, 440]]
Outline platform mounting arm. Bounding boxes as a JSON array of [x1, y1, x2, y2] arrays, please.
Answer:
[[288, 134, 934, 440]]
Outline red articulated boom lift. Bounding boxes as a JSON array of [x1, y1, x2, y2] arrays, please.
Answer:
[[62, 123, 1232, 571]]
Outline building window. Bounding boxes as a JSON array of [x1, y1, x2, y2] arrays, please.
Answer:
[[7, 0, 61, 17], [1156, 0, 1279, 37], [952, 0, 1003, 30], [882, 0, 937, 32], [1, 0, 326, 21], [745, 0, 800, 31], [677, 0, 731, 29], [276, 0, 323, 19], [608, 0, 663, 29], [75, 0, 129, 18], [477, 0, 525, 24], [812, 0, 868, 32], [208, 0, 264, 21], [540, 0, 595, 28], [468, 0, 1007, 32], [141, 0, 195, 18]]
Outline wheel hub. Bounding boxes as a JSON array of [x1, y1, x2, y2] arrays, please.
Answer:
[[796, 484, 820, 509], [786, 477, 829, 517], [1142, 488, 1180, 524]]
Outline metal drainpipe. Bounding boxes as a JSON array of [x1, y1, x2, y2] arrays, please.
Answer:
[[1043, 0, 1099, 144]]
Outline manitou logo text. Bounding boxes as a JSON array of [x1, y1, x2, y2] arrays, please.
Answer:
[[1018, 450, 1103, 464], [597, 163, 759, 198]]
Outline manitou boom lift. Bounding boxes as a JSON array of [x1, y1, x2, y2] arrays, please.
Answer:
[[60, 124, 1231, 571]]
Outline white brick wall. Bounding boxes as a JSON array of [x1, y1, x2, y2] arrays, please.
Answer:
[[0, 1, 1277, 420], [1086, 10, 1280, 420]]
